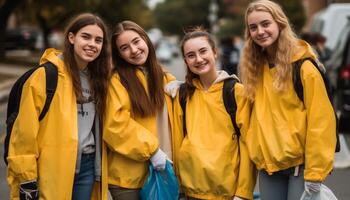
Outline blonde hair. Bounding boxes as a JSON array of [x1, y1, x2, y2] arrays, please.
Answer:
[[239, 0, 299, 101]]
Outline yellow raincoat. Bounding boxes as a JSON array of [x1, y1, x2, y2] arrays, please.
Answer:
[[7, 48, 108, 199], [103, 69, 176, 189], [172, 71, 256, 200], [245, 40, 336, 182]]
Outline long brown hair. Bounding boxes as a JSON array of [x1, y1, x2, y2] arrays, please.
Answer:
[[180, 26, 217, 99], [239, 0, 299, 101], [111, 21, 164, 117], [63, 13, 111, 118]]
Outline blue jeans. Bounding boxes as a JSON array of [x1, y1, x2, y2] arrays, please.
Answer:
[[72, 153, 95, 200], [259, 165, 305, 200]]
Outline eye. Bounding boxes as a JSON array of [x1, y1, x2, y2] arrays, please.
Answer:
[[249, 25, 257, 32], [119, 45, 128, 52], [95, 38, 103, 44], [199, 49, 207, 54], [186, 53, 195, 59], [262, 21, 270, 28], [133, 39, 140, 45], [82, 34, 90, 40]]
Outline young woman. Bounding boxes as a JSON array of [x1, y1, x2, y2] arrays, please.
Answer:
[[103, 20, 176, 200], [6, 13, 111, 200], [171, 27, 256, 200], [239, 1, 336, 199]]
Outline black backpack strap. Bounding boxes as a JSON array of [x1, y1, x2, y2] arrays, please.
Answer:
[[179, 83, 187, 137], [223, 78, 240, 138], [39, 62, 58, 121], [293, 57, 328, 102], [293, 57, 340, 152]]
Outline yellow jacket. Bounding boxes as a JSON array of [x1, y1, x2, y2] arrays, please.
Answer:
[[172, 71, 256, 200], [7, 48, 108, 199], [245, 40, 336, 182], [103, 69, 176, 189]]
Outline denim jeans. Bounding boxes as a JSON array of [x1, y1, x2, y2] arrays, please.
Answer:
[[259, 165, 305, 200], [109, 185, 140, 200], [72, 153, 95, 200]]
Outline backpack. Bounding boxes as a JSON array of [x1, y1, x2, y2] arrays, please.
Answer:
[[292, 57, 340, 152], [178, 78, 240, 139], [3, 62, 58, 165]]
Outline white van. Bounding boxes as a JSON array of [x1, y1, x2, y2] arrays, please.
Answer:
[[310, 3, 350, 51]]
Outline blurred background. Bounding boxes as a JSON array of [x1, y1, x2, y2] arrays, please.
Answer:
[[1, 0, 350, 199]]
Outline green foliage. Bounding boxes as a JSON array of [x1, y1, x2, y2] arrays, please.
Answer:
[[273, 0, 306, 33], [154, 0, 211, 36]]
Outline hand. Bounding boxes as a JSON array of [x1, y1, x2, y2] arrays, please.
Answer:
[[233, 196, 245, 200], [304, 181, 321, 195], [165, 80, 184, 98], [19, 181, 39, 200], [150, 149, 167, 171]]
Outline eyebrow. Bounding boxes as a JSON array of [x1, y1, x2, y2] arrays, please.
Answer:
[[249, 19, 270, 27], [184, 47, 207, 57], [81, 32, 103, 40], [119, 36, 140, 49]]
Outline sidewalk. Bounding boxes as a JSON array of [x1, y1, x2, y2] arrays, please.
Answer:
[[0, 63, 30, 103], [0, 50, 40, 103]]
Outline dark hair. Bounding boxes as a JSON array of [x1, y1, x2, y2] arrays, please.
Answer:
[[111, 20, 164, 117], [180, 26, 217, 99], [63, 13, 111, 119]]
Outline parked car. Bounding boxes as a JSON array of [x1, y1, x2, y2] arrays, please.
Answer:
[[156, 39, 179, 64], [5, 27, 40, 50], [326, 17, 350, 133], [310, 3, 350, 51]]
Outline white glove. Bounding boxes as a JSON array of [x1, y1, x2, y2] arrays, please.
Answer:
[[233, 196, 245, 200], [150, 149, 167, 171], [164, 80, 184, 98], [304, 181, 321, 195]]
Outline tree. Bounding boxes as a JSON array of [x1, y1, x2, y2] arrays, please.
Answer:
[[154, 0, 212, 36], [274, 0, 306, 33], [0, 0, 25, 59]]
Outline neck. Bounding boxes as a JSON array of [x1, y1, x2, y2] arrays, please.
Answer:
[[75, 54, 88, 70], [266, 44, 277, 63], [199, 70, 218, 90]]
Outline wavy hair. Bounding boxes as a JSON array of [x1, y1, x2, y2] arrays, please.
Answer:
[[63, 13, 111, 119], [180, 26, 217, 99], [111, 21, 165, 117], [239, 0, 299, 101]]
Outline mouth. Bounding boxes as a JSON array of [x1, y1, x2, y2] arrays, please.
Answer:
[[84, 49, 97, 56], [132, 51, 144, 59], [257, 36, 269, 42], [194, 62, 208, 69]]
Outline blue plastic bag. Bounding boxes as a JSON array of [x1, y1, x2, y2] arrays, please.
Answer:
[[140, 160, 179, 200]]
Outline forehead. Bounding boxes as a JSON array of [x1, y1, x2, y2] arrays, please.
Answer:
[[183, 37, 211, 53], [247, 10, 274, 25], [77, 24, 103, 37], [116, 30, 141, 45]]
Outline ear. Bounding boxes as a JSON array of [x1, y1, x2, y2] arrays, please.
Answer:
[[213, 48, 218, 59], [68, 32, 75, 44]]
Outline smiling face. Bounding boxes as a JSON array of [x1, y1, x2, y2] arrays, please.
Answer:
[[183, 36, 217, 77], [247, 10, 280, 49], [115, 30, 149, 66], [68, 24, 103, 69]]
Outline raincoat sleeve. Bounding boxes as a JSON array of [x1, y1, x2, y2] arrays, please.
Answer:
[[170, 91, 185, 177], [234, 83, 257, 199], [302, 61, 336, 182], [7, 68, 46, 185], [103, 75, 159, 161]]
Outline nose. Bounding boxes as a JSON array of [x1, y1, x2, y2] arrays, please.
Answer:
[[88, 39, 97, 47], [130, 44, 138, 53], [257, 26, 264, 35], [195, 54, 204, 62]]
